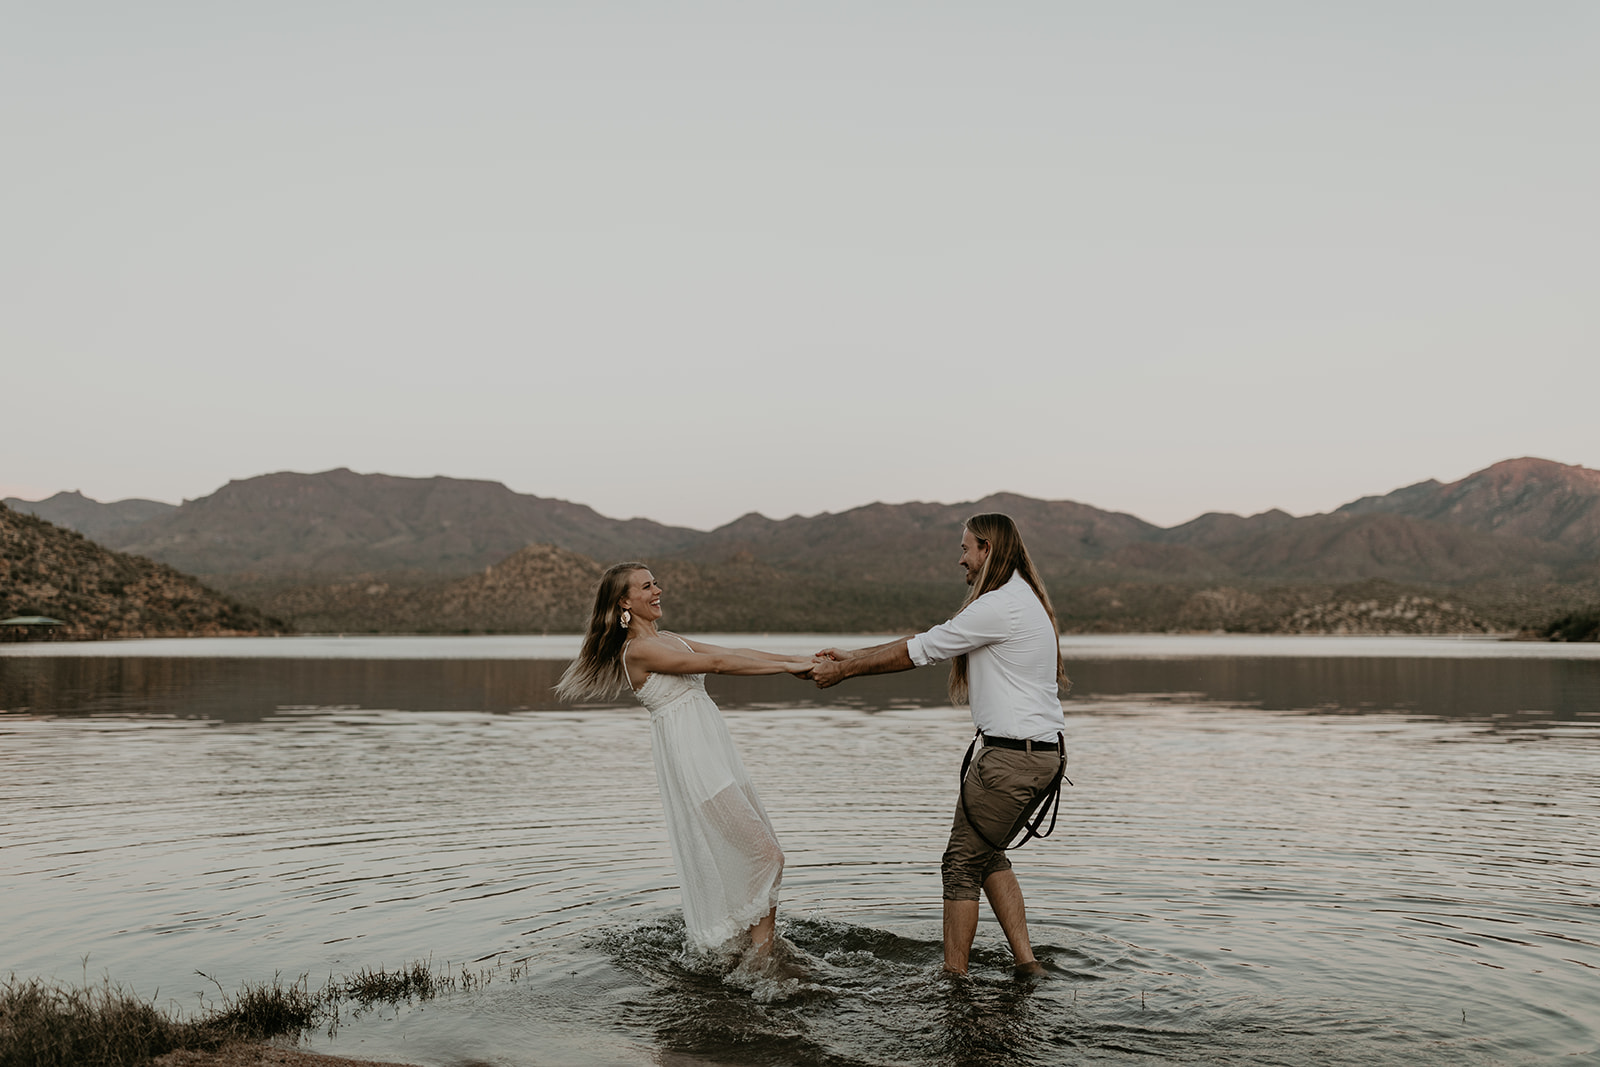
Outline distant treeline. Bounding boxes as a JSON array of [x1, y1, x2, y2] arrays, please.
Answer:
[[225, 566, 1600, 639]]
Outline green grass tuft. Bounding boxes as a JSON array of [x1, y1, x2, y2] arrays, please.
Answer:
[[341, 962, 437, 1006], [201, 973, 322, 1042]]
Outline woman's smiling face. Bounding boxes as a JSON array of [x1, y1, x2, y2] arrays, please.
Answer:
[[622, 569, 664, 622]]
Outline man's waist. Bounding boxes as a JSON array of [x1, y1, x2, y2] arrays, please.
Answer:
[[970, 707, 1066, 739], [979, 732, 1062, 753]]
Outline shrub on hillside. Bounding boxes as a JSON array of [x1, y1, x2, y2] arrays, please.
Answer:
[[1544, 610, 1600, 642]]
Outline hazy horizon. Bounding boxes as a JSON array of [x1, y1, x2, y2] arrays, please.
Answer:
[[6, 4, 1596, 529], [6, 453, 1586, 533]]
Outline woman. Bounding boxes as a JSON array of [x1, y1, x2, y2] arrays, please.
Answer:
[[555, 562, 813, 957]]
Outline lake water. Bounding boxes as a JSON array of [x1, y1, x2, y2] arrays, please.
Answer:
[[2, 635, 1598, 1066]]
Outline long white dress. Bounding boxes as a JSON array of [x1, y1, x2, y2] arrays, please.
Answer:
[[628, 637, 784, 953]]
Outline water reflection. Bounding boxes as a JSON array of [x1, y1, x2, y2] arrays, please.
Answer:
[[3, 652, 1595, 724], [0, 656, 584, 720], [1068, 655, 1600, 725]]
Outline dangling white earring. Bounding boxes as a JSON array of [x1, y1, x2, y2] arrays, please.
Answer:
[[619, 609, 631, 628]]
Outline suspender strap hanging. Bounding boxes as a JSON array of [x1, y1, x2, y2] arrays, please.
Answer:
[[958, 729, 1071, 852]]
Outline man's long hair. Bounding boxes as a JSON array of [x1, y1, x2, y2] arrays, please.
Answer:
[[554, 562, 648, 701], [948, 513, 1069, 705]]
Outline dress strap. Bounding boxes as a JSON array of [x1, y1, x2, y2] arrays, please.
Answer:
[[621, 639, 640, 693]]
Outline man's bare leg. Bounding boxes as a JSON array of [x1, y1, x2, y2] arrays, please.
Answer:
[[942, 900, 980, 974], [983, 869, 1044, 975]]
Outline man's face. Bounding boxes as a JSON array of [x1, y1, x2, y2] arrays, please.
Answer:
[[959, 528, 990, 585]]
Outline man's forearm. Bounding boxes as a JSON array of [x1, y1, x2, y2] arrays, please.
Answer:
[[833, 636, 911, 661], [839, 638, 914, 679], [813, 637, 917, 688]]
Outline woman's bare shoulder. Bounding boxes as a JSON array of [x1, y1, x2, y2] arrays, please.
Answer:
[[628, 633, 691, 661]]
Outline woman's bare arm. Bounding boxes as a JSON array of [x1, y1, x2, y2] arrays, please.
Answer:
[[629, 637, 813, 678], [675, 634, 805, 663]]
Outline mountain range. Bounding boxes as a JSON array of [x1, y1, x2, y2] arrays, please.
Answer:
[[8, 457, 1599, 635], [12, 469, 699, 578]]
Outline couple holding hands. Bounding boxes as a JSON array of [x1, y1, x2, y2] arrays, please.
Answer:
[[555, 513, 1070, 977]]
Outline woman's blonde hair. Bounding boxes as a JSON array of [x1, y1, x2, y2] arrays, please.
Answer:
[[948, 513, 1069, 704], [554, 562, 649, 701]]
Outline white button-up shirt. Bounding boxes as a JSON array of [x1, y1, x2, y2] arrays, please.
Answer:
[[906, 570, 1066, 742]]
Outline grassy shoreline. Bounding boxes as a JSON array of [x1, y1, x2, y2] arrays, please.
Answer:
[[1, 959, 511, 1067]]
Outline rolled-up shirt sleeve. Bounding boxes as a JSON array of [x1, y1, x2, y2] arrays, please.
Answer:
[[906, 595, 1012, 666]]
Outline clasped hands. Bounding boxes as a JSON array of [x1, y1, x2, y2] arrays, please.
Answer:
[[787, 648, 848, 689]]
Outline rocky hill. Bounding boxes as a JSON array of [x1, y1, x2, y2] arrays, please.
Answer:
[[99, 468, 703, 580], [26, 459, 1599, 589], [245, 546, 948, 635], [12, 458, 1597, 636], [686, 493, 1160, 582], [1154, 509, 1568, 583], [0, 504, 285, 640], [682, 495, 1580, 585], [5, 490, 175, 541], [248, 543, 607, 634], [1338, 457, 1600, 556]]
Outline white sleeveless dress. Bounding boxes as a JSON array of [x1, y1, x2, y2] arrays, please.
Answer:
[[628, 637, 784, 953]]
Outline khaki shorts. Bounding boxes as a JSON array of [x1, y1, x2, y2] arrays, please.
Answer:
[[941, 745, 1063, 901]]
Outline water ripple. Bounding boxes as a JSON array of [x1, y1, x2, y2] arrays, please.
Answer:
[[3, 653, 1598, 1064]]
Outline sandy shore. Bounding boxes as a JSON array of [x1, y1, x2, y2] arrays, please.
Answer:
[[153, 1041, 420, 1067]]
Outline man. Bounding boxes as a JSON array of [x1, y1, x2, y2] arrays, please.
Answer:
[[811, 512, 1070, 977]]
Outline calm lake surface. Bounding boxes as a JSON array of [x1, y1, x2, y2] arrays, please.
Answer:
[[3, 634, 1598, 1066]]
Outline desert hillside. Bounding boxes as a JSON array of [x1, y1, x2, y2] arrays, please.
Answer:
[[1, 504, 285, 640], [11, 458, 1598, 637]]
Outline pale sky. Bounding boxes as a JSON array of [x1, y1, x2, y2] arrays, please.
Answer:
[[5, 3, 1596, 530]]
